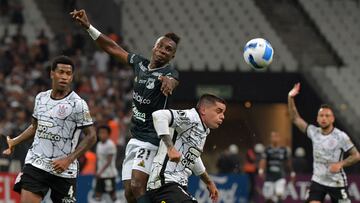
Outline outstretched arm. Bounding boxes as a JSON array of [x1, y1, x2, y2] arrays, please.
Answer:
[[52, 125, 97, 173], [70, 9, 128, 64], [193, 158, 219, 202], [3, 119, 37, 155], [288, 83, 308, 133], [199, 171, 219, 202], [329, 147, 360, 173]]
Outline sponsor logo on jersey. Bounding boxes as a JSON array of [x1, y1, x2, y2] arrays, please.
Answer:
[[37, 123, 61, 141], [132, 105, 146, 122], [133, 92, 151, 105], [138, 160, 145, 168], [182, 147, 201, 168], [146, 78, 156, 89], [151, 72, 162, 77]]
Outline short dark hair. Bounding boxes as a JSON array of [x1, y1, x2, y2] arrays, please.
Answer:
[[164, 32, 180, 45], [319, 104, 333, 111], [196, 94, 226, 109], [97, 125, 111, 135], [51, 55, 75, 71]]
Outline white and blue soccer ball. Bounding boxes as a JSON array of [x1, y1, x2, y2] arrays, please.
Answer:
[[243, 38, 274, 70]]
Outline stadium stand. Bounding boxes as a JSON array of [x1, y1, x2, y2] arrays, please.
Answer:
[[122, 0, 298, 72], [298, 0, 360, 137]]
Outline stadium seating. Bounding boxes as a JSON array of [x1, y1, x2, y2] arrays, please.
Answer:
[[299, 0, 360, 135], [122, 0, 298, 72]]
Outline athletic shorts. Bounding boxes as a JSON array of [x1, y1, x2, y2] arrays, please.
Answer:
[[95, 177, 116, 193], [306, 181, 350, 203], [146, 182, 197, 203], [122, 138, 158, 180], [13, 164, 77, 203], [262, 178, 286, 199]]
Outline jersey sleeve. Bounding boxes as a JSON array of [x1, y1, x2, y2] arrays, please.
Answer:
[[32, 92, 41, 120], [169, 109, 192, 129], [127, 53, 146, 72], [165, 67, 179, 81], [191, 157, 206, 176], [107, 141, 117, 155], [74, 99, 93, 128], [306, 124, 317, 139], [340, 132, 354, 152]]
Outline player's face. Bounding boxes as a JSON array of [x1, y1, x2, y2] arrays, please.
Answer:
[[203, 102, 226, 129], [98, 129, 109, 142], [152, 37, 176, 65], [51, 63, 73, 91], [317, 108, 335, 129], [270, 131, 280, 145]]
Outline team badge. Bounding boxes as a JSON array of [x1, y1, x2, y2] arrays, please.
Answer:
[[146, 78, 155, 89], [52, 104, 72, 119]]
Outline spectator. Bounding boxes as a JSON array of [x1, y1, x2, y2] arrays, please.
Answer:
[[216, 144, 242, 174]]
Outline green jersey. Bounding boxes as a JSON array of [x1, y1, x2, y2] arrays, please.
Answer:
[[128, 53, 179, 146]]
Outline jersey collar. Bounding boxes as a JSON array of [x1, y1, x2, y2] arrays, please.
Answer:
[[194, 108, 207, 132]]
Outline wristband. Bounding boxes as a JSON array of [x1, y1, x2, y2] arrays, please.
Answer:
[[87, 25, 101, 40]]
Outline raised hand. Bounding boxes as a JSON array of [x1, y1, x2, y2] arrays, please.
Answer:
[[158, 76, 177, 96], [288, 82, 301, 98], [70, 9, 90, 29], [3, 136, 15, 155]]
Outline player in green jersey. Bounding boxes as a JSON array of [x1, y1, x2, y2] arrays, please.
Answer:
[[71, 9, 180, 203]]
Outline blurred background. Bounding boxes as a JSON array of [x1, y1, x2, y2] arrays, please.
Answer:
[[0, 0, 360, 202]]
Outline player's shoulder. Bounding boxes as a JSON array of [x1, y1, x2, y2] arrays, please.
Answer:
[[128, 53, 148, 64], [173, 108, 198, 120], [35, 89, 51, 99], [332, 127, 349, 139]]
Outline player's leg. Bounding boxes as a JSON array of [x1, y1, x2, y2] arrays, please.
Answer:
[[48, 175, 77, 203], [20, 189, 42, 203], [129, 142, 158, 200], [306, 181, 327, 203], [274, 178, 286, 202], [13, 164, 50, 203], [122, 141, 138, 203], [328, 186, 350, 203]]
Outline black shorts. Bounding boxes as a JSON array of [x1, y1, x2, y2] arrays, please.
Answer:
[[95, 177, 116, 193], [14, 164, 77, 203], [146, 182, 197, 203], [307, 181, 350, 203]]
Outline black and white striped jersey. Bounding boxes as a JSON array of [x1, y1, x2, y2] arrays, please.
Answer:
[[307, 124, 354, 187], [25, 90, 93, 178], [147, 108, 209, 190]]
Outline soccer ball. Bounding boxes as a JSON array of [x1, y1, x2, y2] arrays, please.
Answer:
[[243, 38, 274, 70]]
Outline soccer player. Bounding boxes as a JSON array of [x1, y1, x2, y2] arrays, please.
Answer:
[[288, 83, 360, 203], [2, 55, 97, 203], [141, 94, 225, 203], [94, 125, 119, 203], [258, 131, 295, 203], [71, 9, 180, 203]]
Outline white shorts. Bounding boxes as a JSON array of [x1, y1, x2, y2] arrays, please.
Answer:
[[262, 178, 286, 200], [121, 138, 158, 181]]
